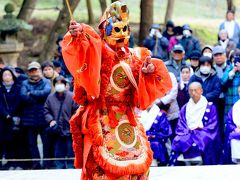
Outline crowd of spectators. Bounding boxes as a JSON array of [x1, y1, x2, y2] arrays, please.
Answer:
[[1, 10, 240, 170], [0, 36, 77, 170]]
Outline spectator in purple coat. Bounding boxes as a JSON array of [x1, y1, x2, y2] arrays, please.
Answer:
[[169, 82, 220, 166]]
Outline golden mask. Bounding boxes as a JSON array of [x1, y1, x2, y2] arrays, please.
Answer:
[[99, 1, 130, 47]]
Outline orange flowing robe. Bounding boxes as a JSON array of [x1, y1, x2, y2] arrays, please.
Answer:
[[62, 24, 172, 180]]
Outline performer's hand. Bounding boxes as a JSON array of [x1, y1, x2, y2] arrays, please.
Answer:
[[142, 56, 155, 73], [69, 20, 82, 36]]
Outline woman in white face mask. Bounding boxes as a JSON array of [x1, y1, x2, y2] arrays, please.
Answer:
[[200, 62, 212, 75], [198, 56, 213, 76], [45, 75, 78, 169], [54, 76, 67, 94], [188, 55, 222, 105]]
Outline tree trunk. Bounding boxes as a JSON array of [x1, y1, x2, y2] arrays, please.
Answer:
[[139, 0, 153, 46], [86, 0, 94, 24], [39, 0, 80, 62], [227, 0, 236, 12], [164, 0, 175, 25], [99, 0, 107, 14], [17, 0, 38, 22]]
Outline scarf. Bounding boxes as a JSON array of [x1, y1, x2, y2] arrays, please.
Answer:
[[214, 62, 227, 78], [225, 20, 235, 39], [186, 95, 208, 130], [233, 99, 240, 127], [219, 39, 229, 50], [2, 82, 14, 93]]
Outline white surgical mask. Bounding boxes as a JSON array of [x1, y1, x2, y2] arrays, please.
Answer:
[[183, 30, 191, 37], [55, 83, 66, 92], [200, 66, 211, 75], [203, 52, 212, 58]]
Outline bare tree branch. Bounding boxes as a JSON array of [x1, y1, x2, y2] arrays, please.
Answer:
[[39, 0, 80, 62]]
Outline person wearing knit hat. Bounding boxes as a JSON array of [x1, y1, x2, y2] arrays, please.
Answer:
[[168, 26, 183, 52], [189, 50, 201, 72], [201, 45, 213, 58], [163, 20, 175, 40]]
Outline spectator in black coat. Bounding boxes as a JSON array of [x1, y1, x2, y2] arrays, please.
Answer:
[[0, 67, 22, 169], [163, 20, 175, 40]]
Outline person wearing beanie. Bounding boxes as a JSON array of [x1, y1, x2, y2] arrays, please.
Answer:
[[168, 26, 183, 52], [201, 45, 213, 58], [189, 56, 221, 105], [0, 67, 22, 170], [163, 20, 175, 40], [189, 50, 201, 72], [41, 61, 59, 92]]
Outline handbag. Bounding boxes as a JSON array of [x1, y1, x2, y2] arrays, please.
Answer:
[[2, 92, 21, 131]]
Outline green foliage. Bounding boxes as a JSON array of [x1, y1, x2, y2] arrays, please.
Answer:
[[0, 0, 229, 46], [192, 24, 218, 46]]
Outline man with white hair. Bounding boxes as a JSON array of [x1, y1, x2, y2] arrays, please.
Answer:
[[169, 82, 220, 165]]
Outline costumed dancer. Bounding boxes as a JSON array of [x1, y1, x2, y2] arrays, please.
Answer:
[[62, 1, 172, 179]]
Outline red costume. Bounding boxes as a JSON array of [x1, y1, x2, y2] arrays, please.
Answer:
[[62, 1, 172, 179]]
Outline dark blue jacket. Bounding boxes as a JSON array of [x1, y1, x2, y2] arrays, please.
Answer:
[[189, 69, 222, 104], [180, 36, 201, 60], [143, 36, 169, 61], [20, 78, 51, 127]]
